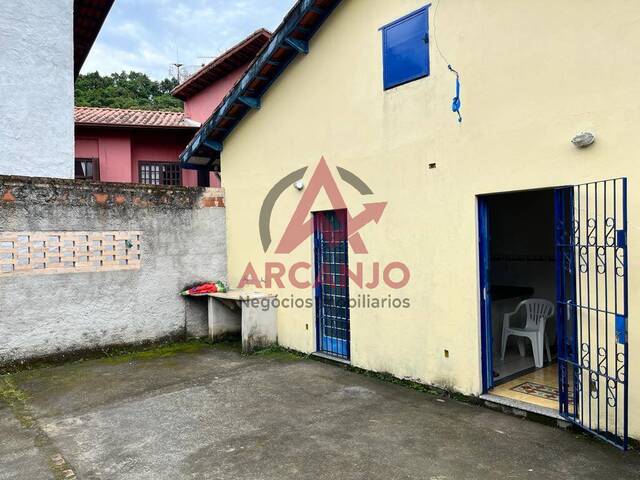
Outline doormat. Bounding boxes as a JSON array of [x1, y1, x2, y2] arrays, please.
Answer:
[[511, 381, 573, 402]]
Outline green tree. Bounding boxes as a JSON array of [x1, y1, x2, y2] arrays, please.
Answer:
[[75, 71, 183, 112]]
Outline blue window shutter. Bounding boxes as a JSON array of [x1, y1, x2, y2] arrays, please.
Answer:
[[382, 6, 430, 90]]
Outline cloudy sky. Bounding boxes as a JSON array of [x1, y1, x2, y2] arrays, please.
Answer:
[[81, 0, 296, 80]]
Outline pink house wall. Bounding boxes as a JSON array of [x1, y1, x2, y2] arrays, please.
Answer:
[[73, 62, 247, 188], [184, 63, 250, 123], [75, 137, 99, 158], [178, 63, 250, 187], [130, 130, 196, 185], [75, 128, 218, 187], [76, 132, 133, 183]]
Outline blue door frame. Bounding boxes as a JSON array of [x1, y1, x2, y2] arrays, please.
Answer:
[[313, 209, 351, 360], [478, 197, 493, 392]]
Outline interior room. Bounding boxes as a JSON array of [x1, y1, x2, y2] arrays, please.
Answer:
[[484, 189, 560, 409]]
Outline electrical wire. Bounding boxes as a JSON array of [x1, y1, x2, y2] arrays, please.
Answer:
[[432, 0, 450, 66], [432, 0, 462, 122]]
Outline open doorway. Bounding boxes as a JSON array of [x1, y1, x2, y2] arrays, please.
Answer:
[[479, 188, 560, 410], [479, 179, 629, 447]]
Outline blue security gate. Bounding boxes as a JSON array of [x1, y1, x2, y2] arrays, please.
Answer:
[[555, 178, 629, 449], [313, 209, 350, 359]]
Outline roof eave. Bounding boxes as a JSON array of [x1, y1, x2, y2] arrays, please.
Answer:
[[179, 0, 342, 169], [170, 29, 272, 101], [74, 0, 115, 79]]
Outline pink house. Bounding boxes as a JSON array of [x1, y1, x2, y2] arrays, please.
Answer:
[[74, 29, 271, 188], [172, 29, 271, 124], [75, 107, 203, 186]]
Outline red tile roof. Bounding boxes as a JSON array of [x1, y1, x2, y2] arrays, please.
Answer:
[[171, 29, 272, 101], [74, 107, 200, 129]]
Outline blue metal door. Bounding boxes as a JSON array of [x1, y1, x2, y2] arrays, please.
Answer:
[[478, 197, 494, 391], [313, 209, 350, 359], [555, 179, 629, 449]]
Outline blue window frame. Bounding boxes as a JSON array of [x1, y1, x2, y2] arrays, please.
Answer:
[[381, 5, 430, 90]]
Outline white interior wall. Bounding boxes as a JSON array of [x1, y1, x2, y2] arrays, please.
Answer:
[[488, 189, 557, 356]]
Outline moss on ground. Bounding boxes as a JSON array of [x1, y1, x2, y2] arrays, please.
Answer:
[[345, 365, 476, 402], [97, 339, 213, 365], [0, 376, 34, 428], [0, 375, 82, 479], [211, 340, 243, 352], [250, 345, 306, 361], [0, 339, 217, 375]]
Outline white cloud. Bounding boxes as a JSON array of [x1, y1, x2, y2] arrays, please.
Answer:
[[81, 0, 296, 79], [82, 43, 139, 74], [111, 21, 149, 42]]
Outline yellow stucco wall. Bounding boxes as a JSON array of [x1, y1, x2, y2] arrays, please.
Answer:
[[220, 0, 640, 438]]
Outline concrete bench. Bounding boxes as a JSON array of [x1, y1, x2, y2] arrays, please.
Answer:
[[189, 291, 278, 353]]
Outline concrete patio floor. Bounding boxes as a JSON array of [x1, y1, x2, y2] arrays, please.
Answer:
[[1, 342, 639, 480]]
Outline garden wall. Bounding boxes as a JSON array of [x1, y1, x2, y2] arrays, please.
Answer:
[[0, 175, 226, 366]]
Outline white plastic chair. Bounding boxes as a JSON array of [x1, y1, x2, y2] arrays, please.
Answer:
[[501, 299, 554, 369]]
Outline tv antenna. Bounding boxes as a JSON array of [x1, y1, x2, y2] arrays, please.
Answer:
[[170, 62, 184, 81], [169, 48, 191, 82]]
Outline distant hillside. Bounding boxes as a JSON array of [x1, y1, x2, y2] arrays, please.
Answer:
[[75, 71, 183, 112]]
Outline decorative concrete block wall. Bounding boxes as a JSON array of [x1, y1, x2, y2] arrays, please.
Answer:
[[0, 176, 227, 366]]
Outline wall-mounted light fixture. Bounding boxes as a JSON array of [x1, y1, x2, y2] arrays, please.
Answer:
[[294, 180, 305, 191], [571, 132, 595, 149]]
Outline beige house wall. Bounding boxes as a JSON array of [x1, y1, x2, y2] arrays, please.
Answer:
[[219, 0, 640, 439]]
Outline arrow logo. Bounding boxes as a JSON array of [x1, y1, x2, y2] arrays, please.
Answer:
[[274, 157, 387, 254]]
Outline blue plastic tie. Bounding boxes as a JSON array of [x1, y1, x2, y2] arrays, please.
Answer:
[[448, 65, 462, 123]]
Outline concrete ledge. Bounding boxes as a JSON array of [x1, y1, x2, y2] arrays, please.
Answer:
[[311, 352, 351, 365], [480, 393, 562, 419]]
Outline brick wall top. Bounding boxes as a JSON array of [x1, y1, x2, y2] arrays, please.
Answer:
[[0, 175, 225, 210]]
